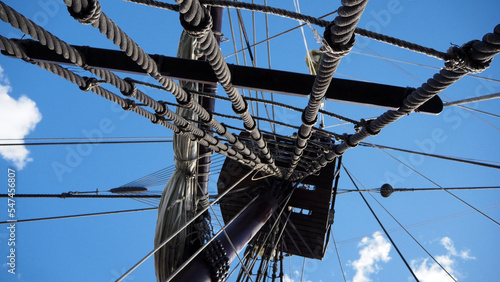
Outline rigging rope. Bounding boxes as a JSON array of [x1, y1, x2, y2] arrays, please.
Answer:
[[331, 230, 347, 282], [456, 105, 500, 119], [298, 24, 500, 182], [0, 140, 173, 146], [343, 166, 420, 282], [0, 207, 157, 225], [165, 195, 259, 281], [173, 0, 282, 177], [182, 85, 361, 126], [62, 0, 270, 174], [336, 203, 500, 246], [0, 33, 261, 172], [444, 92, 500, 107], [347, 170, 457, 281], [116, 167, 261, 281], [349, 49, 500, 84], [126, 0, 462, 62], [208, 204, 253, 281], [285, 0, 368, 179], [124, 78, 361, 134], [359, 142, 500, 170], [0, 193, 161, 198], [234, 189, 295, 282], [225, 10, 338, 59], [378, 143, 500, 226]]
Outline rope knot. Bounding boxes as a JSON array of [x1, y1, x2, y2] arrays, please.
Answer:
[[67, 0, 101, 25], [342, 133, 358, 148], [445, 40, 492, 73], [179, 5, 213, 38], [360, 119, 380, 136], [122, 99, 137, 111], [322, 22, 355, 57], [155, 100, 169, 116], [122, 78, 137, 98], [174, 156, 197, 173], [79, 77, 104, 91]]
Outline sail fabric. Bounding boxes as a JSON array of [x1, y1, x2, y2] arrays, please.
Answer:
[[154, 31, 201, 281]]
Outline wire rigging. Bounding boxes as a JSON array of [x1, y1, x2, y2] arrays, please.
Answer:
[[343, 165, 420, 281], [0, 207, 157, 225], [376, 145, 500, 226], [0, 139, 173, 146], [359, 142, 500, 170], [331, 230, 347, 282], [346, 170, 457, 281]]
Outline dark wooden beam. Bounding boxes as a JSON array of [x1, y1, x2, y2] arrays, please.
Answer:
[[3, 39, 443, 114]]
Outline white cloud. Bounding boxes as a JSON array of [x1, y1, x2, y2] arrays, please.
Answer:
[[283, 273, 313, 282], [0, 66, 42, 169], [412, 236, 475, 282], [351, 231, 391, 282], [440, 237, 475, 260]]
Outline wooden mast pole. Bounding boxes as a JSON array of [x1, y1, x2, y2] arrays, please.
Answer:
[[196, 6, 223, 210], [172, 192, 279, 281]]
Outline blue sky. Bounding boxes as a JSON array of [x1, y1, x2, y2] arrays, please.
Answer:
[[0, 0, 499, 281]]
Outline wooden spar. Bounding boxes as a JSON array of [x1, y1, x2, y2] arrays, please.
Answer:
[[172, 192, 279, 281], [2, 40, 443, 114]]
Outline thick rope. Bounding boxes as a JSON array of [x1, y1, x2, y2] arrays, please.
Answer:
[[63, 0, 271, 174], [174, 0, 281, 177], [126, 0, 460, 62], [295, 24, 500, 181], [0, 41, 249, 168], [131, 80, 360, 126], [0, 34, 259, 170], [285, 0, 368, 179]]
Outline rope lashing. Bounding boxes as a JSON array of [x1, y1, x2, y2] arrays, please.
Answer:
[[79, 77, 105, 91], [445, 40, 493, 73], [285, 0, 368, 180], [121, 78, 138, 98], [178, 0, 213, 38], [174, 156, 198, 175], [359, 118, 380, 136], [66, 0, 101, 25], [122, 99, 137, 111]]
